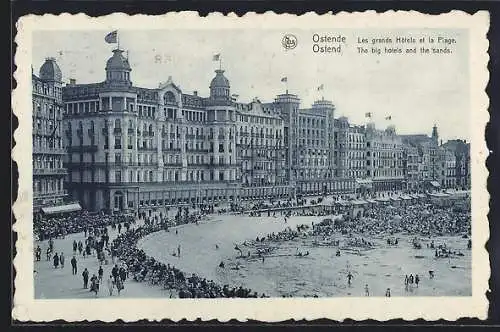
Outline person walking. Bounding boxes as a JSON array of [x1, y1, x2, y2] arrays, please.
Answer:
[[90, 274, 99, 297], [78, 241, 83, 255], [82, 268, 89, 289], [35, 245, 41, 261], [73, 240, 78, 254], [71, 256, 77, 275], [385, 288, 391, 297], [112, 264, 119, 283], [347, 272, 353, 286], [53, 252, 59, 269], [106, 275, 114, 296], [364, 284, 370, 296], [46, 247, 52, 261], [98, 265, 104, 282], [116, 277, 124, 296], [119, 265, 127, 283], [415, 274, 420, 288], [59, 252, 65, 269]]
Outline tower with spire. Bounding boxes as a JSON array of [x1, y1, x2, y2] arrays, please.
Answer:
[[432, 124, 439, 146]]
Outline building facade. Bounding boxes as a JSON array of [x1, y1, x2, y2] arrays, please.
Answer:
[[63, 49, 299, 214], [32, 58, 68, 211], [58, 47, 470, 214], [365, 123, 405, 192]]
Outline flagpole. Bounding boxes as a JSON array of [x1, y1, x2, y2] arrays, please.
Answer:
[[117, 30, 120, 50]]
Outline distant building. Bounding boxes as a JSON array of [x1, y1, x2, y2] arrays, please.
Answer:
[[441, 139, 471, 190], [32, 58, 68, 213], [365, 123, 405, 192], [334, 117, 369, 196]]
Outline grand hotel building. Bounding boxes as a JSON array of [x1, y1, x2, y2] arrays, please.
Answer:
[[62, 48, 356, 213], [32, 58, 67, 211]]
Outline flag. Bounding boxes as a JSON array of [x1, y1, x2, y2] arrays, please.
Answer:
[[365, 112, 372, 118], [213, 54, 221, 61], [385, 115, 392, 120], [281, 77, 288, 83], [105, 30, 118, 44], [317, 84, 324, 91]]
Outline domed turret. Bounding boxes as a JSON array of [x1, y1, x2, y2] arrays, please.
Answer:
[[105, 49, 132, 86], [40, 57, 62, 82], [209, 69, 230, 100]]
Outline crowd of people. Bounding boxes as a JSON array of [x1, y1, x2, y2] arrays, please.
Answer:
[[34, 211, 134, 241], [35, 192, 470, 298], [110, 218, 266, 298]]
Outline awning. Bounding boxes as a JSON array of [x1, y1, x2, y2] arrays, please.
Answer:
[[376, 197, 390, 202], [400, 195, 412, 200], [42, 203, 82, 215], [355, 179, 373, 185], [417, 194, 427, 198], [350, 199, 368, 205], [430, 192, 450, 198], [430, 181, 441, 188], [366, 199, 377, 204], [390, 197, 401, 201]]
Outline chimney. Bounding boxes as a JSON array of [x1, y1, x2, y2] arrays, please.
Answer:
[[69, 78, 76, 85], [193, 91, 198, 96]]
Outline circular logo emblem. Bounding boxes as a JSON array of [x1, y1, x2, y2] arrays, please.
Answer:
[[282, 34, 298, 50]]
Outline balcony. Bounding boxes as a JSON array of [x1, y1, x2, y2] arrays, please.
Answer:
[[128, 128, 135, 134], [138, 146, 157, 151], [33, 168, 68, 175], [114, 127, 122, 134], [68, 145, 98, 153], [162, 148, 182, 152], [33, 147, 67, 155]]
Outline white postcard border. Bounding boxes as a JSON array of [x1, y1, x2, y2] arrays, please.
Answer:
[[12, 10, 490, 322]]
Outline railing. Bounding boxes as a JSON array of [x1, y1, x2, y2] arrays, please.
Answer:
[[33, 168, 68, 175], [162, 148, 182, 152], [33, 147, 67, 154], [114, 127, 122, 134], [67, 145, 98, 153]]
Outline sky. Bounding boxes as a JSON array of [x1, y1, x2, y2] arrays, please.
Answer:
[[32, 29, 470, 142]]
